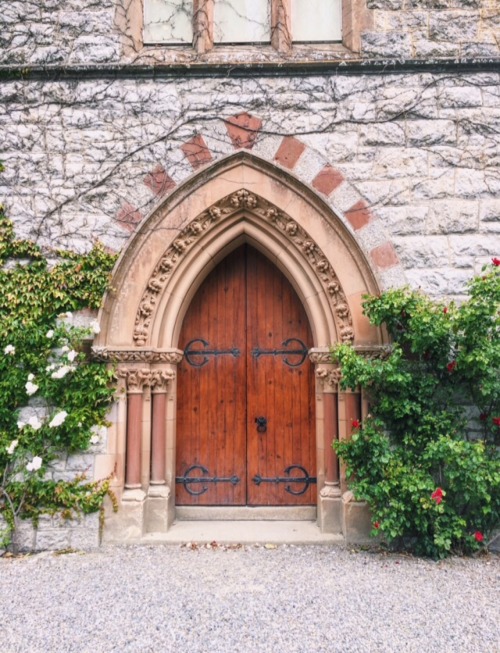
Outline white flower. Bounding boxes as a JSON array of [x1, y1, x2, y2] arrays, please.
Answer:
[[49, 410, 68, 428], [90, 434, 100, 445], [25, 381, 39, 396], [91, 320, 101, 335], [6, 439, 18, 455], [51, 365, 71, 379], [28, 415, 42, 431], [17, 420, 26, 429], [66, 350, 78, 362], [4, 344, 15, 355], [46, 363, 56, 372], [26, 456, 43, 472], [27, 373, 35, 381], [61, 345, 69, 353], [46, 329, 54, 338]]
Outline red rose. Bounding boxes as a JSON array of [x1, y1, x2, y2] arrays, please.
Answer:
[[352, 420, 360, 429], [493, 417, 500, 427], [474, 531, 484, 543], [479, 413, 488, 422], [492, 258, 500, 266], [431, 488, 444, 504], [443, 307, 448, 314], [447, 361, 457, 373], [373, 522, 380, 529]]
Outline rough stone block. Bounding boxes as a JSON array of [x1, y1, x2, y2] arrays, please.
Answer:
[[102, 496, 145, 544], [11, 519, 36, 552], [429, 13, 478, 42], [406, 120, 456, 146], [35, 529, 71, 551], [394, 235, 449, 268], [377, 206, 430, 236], [71, 523, 101, 550], [439, 86, 483, 109], [427, 200, 479, 234], [342, 499, 373, 545], [361, 32, 412, 58]]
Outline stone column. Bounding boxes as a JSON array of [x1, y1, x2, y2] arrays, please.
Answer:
[[315, 364, 342, 533], [118, 368, 151, 490], [338, 387, 361, 493], [150, 369, 175, 485], [271, 0, 292, 54], [193, 0, 213, 53]]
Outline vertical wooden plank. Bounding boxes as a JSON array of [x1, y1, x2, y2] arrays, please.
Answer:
[[246, 248, 315, 506], [176, 247, 246, 505]]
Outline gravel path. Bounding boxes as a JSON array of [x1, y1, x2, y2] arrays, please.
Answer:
[[1, 544, 498, 653]]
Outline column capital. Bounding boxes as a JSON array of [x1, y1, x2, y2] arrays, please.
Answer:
[[118, 367, 152, 393], [315, 366, 342, 391], [150, 369, 176, 393]]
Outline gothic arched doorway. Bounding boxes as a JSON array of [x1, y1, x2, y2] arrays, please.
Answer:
[[176, 245, 316, 507]]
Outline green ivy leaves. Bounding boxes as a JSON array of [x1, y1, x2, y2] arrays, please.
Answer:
[[0, 207, 117, 545]]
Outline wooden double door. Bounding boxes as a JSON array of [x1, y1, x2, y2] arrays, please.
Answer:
[[176, 245, 316, 506]]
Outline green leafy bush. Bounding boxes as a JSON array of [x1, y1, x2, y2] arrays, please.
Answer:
[[333, 261, 500, 558], [0, 203, 117, 547]]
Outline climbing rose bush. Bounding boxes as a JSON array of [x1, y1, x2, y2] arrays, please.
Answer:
[[333, 261, 500, 558]]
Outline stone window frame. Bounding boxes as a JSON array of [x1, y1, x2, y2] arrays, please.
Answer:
[[117, 0, 372, 58]]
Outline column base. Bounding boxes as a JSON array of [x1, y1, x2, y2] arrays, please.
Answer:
[[102, 490, 146, 543], [318, 485, 342, 534], [145, 485, 172, 533]]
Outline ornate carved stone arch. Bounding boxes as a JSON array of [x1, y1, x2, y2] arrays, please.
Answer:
[[94, 152, 388, 543], [132, 189, 355, 350]]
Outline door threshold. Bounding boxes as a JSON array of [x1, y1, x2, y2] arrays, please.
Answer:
[[142, 520, 343, 546], [176, 506, 317, 521]]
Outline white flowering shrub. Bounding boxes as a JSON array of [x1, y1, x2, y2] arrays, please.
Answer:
[[0, 200, 117, 547]]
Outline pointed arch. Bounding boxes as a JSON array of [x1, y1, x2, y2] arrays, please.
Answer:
[[97, 151, 385, 352]]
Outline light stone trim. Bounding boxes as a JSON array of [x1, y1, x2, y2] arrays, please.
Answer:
[[92, 347, 183, 364], [132, 189, 355, 347]]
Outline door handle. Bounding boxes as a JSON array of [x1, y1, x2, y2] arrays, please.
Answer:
[[255, 416, 267, 433]]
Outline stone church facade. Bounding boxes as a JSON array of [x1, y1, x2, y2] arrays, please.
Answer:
[[1, 1, 499, 548]]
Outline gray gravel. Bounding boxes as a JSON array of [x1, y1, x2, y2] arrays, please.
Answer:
[[1, 543, 498, 653]]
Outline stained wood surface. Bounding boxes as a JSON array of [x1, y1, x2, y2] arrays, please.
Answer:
[[176, 245, 315, 506]]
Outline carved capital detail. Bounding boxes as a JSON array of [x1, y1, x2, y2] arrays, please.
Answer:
[[132, 190, 354, 347], [150, 369, 176, 393], [315, 366, 342, 389], [118, 368, 152, 393]]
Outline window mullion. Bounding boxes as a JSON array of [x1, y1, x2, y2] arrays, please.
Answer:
[[271, 0, 292, 54], [193, 0, 214, 53]]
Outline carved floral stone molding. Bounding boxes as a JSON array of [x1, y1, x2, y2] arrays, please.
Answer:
[[92, 347, 183, 364], [315, 366, 342, 389], [132, 189, 355, 346], [117, 368, 153, 392], [150, 369, 175, 392]]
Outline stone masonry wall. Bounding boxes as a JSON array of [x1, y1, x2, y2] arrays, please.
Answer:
[[1, 71, 498, 299], [0, 1, 498, 551], [0, 0, 498, 65]]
